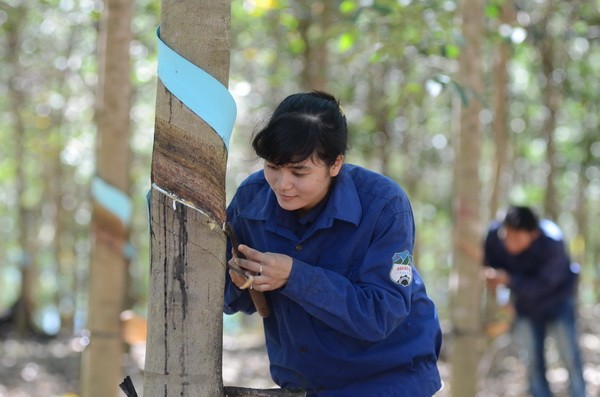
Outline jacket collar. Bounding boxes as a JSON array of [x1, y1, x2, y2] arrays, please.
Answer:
[[239, 164, 362, 228]]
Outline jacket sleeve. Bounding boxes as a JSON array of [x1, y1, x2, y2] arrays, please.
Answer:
[[223, 197, 256, 315], [483, 223, 504, 269], [280, 202, 419, 342], [224, 274, 256, 315]]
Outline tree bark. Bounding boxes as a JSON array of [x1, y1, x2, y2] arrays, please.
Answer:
[[489, 2, 515, 220], [538, 15, 562, 220], [80, 0, 133, 393], [6, 3, 38, 336], [143, 1, 231, 395], [484, 1, 515, 336], [224, 387, 305, 397], [296, 0, 332, 91], [145, 189, 226, 396], [449, 0, 485, 395]]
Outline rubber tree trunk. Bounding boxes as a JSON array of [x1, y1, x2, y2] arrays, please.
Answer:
[[143, 1, 232, 395], [484, 1, 515, 335], [5, 3, 38, 337], [296, 0, 332, 91], [537, 6, 563, 220], [449, 0, 485, 395], [80, 0, 133, 393], [488, 2, 515, 220]]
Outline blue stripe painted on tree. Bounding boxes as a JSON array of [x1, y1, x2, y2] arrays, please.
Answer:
[[156, 26, 237, 149], [91, 176, 133, 225]]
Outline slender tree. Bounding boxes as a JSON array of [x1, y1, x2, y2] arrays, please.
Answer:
[[143, 0, 232, 395], [144, 2, 306, 395], [489, 1, 516, 220], [80, 0, 133, 393], [5, 2, 38, 336], [483, 0, 515, 336], [449, 0, 485, 395], [295, 0, 332, 90], [536, 5, 563, 220]]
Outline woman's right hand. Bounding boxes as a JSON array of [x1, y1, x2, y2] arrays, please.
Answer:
[[230, 245, 293, 292]]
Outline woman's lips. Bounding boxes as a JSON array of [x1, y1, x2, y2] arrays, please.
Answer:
[[278, 193, 296, 201]]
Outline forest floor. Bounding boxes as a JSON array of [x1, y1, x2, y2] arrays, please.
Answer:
[[0, 306, 599, 397]]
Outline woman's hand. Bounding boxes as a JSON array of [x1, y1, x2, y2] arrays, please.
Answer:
[[228, 261, 254, 290], [228, 244, 293, 292]]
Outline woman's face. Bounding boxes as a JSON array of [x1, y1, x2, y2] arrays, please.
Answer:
[[264, 155, 344, 216]]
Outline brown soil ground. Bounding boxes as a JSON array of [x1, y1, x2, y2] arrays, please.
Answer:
[[1, 307, 598, 397]]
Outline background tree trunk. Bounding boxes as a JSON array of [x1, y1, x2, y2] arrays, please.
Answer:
[[449, 0, 485, 395], [484, 0, 515, 336], [143, 0, 231, 395], [536, 2, 563, 220], [489, 2, 515, 220], [296, 0, 332, 90], [6, 3, 38, 336], [80, 0, 133, 393]]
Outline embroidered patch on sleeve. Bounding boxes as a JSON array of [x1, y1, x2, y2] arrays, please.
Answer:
[[389, 251, 413, 287]]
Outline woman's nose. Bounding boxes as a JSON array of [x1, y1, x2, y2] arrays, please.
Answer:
[[275, 171, 292, 190]]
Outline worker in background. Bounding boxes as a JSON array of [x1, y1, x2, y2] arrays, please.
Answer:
[[483, 205, 586, 397]]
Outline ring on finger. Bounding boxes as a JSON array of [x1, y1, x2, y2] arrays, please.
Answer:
[[259, 264, 263, 274]]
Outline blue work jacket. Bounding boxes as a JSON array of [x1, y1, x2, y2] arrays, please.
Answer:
[[483, 220, 578, 320], [224, 164, 442, 396]]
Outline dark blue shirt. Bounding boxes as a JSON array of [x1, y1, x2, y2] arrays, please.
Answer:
[[483, 220, 578, 319], [224, 164, 442, 396]]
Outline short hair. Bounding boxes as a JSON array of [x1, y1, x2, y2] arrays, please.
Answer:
[[503, 205, 540, 231], [252, 91, 348, 167]]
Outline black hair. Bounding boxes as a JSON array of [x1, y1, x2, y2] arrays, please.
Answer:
[[503, 205, 540, 231], [252, 91, 348, 167]]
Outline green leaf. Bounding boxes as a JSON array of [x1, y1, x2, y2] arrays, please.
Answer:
[[339, 0, 358, 15], [337, 32, 356, 52], [288, 37, 306, 54], [406, 82, 422, 94], [442, 44, 460, 59], [485, 5, 500, 19], [280, 12, 299, 30]]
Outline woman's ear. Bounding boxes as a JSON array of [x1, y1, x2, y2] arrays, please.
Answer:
[[330, 155, 345, 177]]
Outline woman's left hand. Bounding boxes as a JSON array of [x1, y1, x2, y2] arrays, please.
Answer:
[[235, 244, 293, 291]]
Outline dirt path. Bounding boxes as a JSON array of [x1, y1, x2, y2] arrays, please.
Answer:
[[1, 309, 598, 396]]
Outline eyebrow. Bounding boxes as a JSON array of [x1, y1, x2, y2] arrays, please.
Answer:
[[266, 160, 314, 171], [285, 162, 313, 171]]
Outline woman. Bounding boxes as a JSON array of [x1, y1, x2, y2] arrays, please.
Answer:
[[224, 91, 442, 396]]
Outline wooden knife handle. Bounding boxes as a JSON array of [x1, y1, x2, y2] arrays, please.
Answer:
[[225, 223, 270, 318]]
